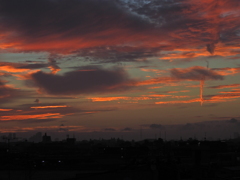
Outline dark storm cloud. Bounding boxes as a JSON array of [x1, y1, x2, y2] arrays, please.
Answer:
[[0, 0, 114, 35], [171, 66, 224, 81], [0, 0, 158, 53], [28, 66, 134, 95]]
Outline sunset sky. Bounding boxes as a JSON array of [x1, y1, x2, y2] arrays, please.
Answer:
[[0, 0, 240, 141]]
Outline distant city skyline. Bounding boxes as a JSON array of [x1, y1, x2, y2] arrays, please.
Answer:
[[1, 120, 240, 142]]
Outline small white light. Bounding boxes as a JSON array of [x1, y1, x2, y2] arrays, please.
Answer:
[[42, 161, 45, 163]]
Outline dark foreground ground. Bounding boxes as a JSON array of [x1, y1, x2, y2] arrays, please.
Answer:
[[0, 138, 240, 180]]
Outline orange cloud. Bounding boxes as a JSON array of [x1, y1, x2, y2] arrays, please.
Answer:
[[136, 66, 224, 88], [155, 98, 201, 104], [159, 43, 240, 60], [135, 77, 176, 86], [0, 113, 64, 121], [155, 96, 232, 105], [171, 95, 190, 99], [48, 65, 61, 74], [205, 95, 237, 103], [213, 67, 240, 76], [15, 70, 41, 80], [30, 105, 68, 109], [0, 65, 29, 73], [84, 111, 101, 114], [171, 66, 223, 81], [140, 68, 167, 75], [167, 90, 190, 93], [147, 94, 171, 98], [219, 90, 240, 94], [186, 84, 201, 88], [88, 94, 188, 103], [87, 96, 153, 102], [160, 48, 210, 60], [0, 109, 12, 111], [209, 84, 240, 89], [155, 89, 240, 105], [148, 86, 163, 89]]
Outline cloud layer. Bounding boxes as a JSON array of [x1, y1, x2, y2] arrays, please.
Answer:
[[0, 0, 239, 62]]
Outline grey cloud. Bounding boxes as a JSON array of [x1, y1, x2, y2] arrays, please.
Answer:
[[207, 43, 216, 55], [18, 64, 49, 69], [28, 66, 134, 95], [171, 67, 224, 81], [34, 98, 40, 103], [75, 46, 161, 62]]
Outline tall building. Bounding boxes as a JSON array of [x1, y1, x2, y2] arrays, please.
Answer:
[[42, 133, 51, 143], [8, 133, 13, 140], [29, 132, 42, 143]]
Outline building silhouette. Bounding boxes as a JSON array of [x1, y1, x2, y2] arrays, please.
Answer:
[[42, 133, 51, 143]]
